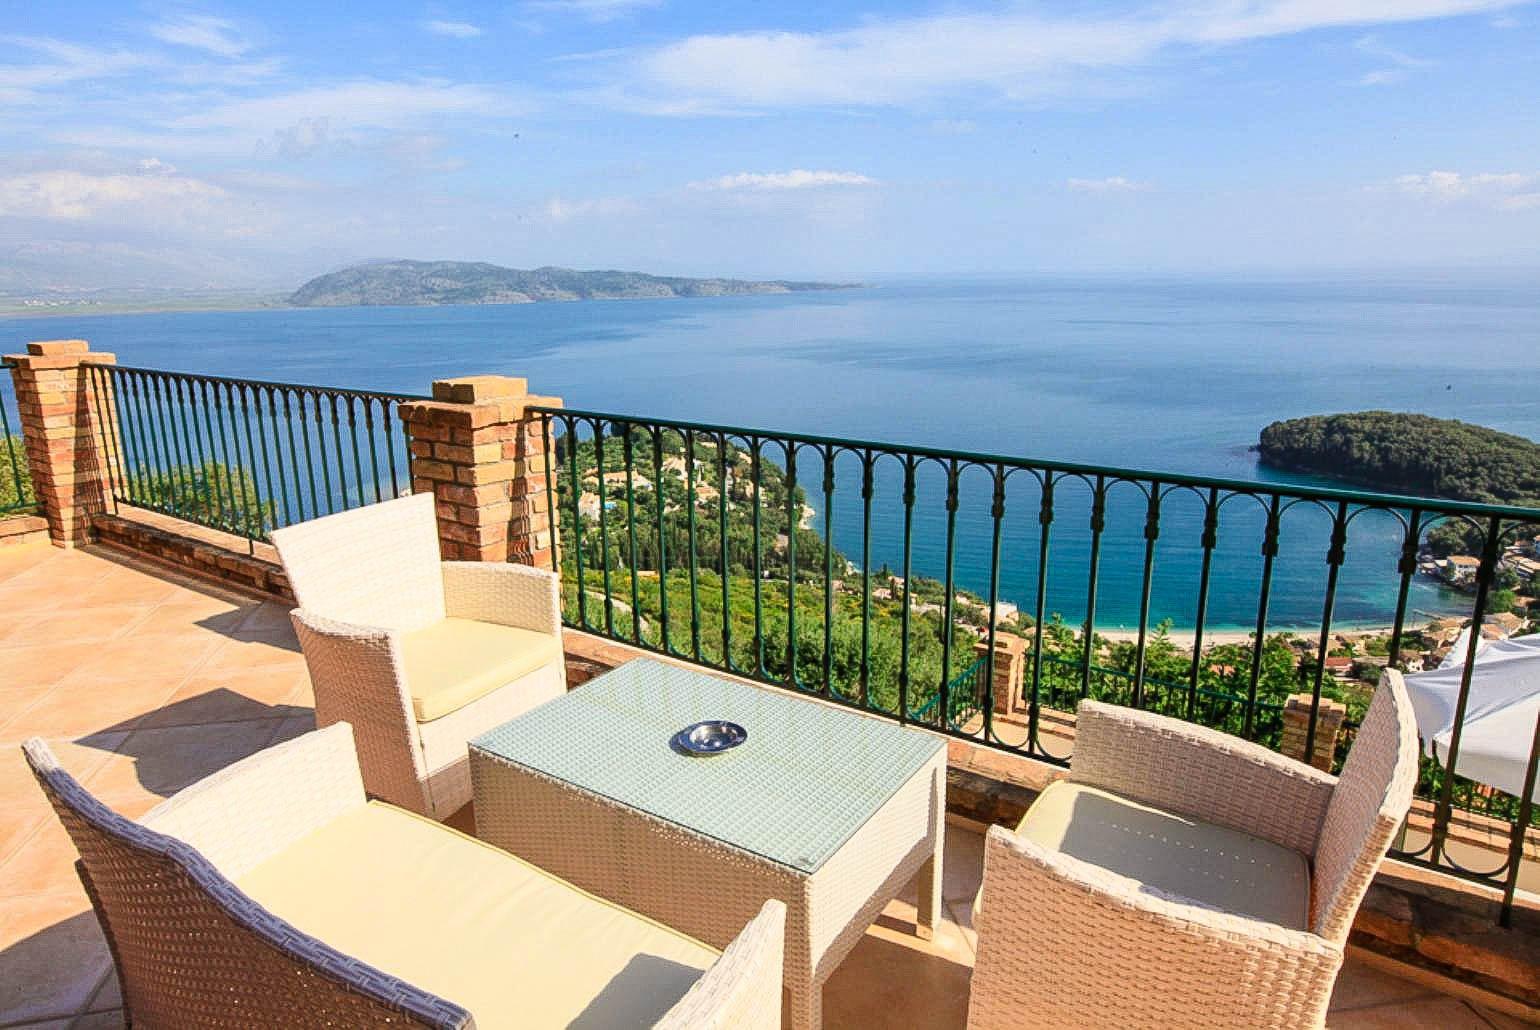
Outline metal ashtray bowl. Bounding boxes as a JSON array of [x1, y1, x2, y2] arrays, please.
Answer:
[[673, 720, 747, 755]]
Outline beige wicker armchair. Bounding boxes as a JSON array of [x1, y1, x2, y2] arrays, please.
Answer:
[[23, 724, 786, 1029], [272, 493, 566, 818], [967, 671, 1418, 1030]]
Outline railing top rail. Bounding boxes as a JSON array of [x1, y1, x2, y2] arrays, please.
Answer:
[[81, 362, 431, 403], [531, 403, 1540, 522]]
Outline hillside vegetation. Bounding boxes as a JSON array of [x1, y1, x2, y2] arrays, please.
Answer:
[[1258, 411, 1540, 506], [289, 260, 858, 307]]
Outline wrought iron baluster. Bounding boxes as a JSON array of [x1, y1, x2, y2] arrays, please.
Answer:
[[822, 447, 836, 696], [1080, 475, 1107, 700], [983, 466, 1006, 740], [652, 427, 670, 654], [362, 397, 383, 505], [750, 439, 764, 677], [899, 457, 916, 724], [1028, 476, 1054, 755], [326, 393, 348, 514], [718, 435, 732, 671], [1131, 484, 1162, 709], [685, 429, 701, 662], [595, 422, 615, 637], [859, 452, 875, 710], [1430, 517, 1503, 865], [1499, 710, 1540, 927], [940, 460, 961, 726], [785, 443, 799, 690], [1245, 495, 1282, 740], [566, 416, 588, 630], [1187, 489, 1220, 721], [1306, 501, 1350, 759], [1387, 509, 1423, 668], [622, 427, 642, 645]]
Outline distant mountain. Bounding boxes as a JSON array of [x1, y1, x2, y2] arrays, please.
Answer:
[[288, 260, 861, 307]]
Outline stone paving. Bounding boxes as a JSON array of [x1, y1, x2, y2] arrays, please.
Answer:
[[0, 542, 1529, 1028]]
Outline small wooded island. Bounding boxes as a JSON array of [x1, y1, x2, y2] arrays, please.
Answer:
[[288, 260, 860, 307], [1257, 411, 1540, 508]]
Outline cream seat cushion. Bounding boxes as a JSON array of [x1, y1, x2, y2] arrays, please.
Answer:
[[1014, 780, 1310, 930], [403, 618, 563, 723], [236, 800, 718, 1029]]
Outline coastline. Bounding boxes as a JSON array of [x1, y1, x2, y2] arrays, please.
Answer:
[[1089, 618, 1434, 647]]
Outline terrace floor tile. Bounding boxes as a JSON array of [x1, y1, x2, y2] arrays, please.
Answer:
[[0, 543, 1517, 1029]]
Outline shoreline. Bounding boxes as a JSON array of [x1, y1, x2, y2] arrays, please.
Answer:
[[1085, 619, 1434, 647]]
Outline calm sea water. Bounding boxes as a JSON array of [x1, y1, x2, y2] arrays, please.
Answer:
[[6, 277, 1538, 632]]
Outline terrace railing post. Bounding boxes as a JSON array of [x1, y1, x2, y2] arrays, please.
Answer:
[[974, 633, 1027, 716], [398, 375, 562, 566], [1280, 692, 1346, 771], [3, 340, 119, 548]]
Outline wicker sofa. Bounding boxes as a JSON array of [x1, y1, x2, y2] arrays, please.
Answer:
[[271, 492, 566, 819], [24, 723, 786, 1029], [967, 671, 1419, 1030]]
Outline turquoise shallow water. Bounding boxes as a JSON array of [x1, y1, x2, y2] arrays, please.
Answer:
[[5, 276, 1537, 631]]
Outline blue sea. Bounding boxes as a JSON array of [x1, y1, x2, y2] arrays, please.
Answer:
[[6, 276, 1539, 634]]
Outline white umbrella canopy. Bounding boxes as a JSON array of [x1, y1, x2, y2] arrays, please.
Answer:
[[1405, 633, 1540, 801]]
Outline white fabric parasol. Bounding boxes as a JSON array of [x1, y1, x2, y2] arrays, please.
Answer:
[[1404, 632, 1540, 801]]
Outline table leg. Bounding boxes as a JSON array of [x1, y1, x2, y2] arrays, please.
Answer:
[[915, 767, 945, 940], [786, 982, 822, 1030]]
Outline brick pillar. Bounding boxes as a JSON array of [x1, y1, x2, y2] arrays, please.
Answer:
[[397, 375, 560, 566], [1280, 694, 1347, 771], [974, 632, 1028, 714], [4, 339, 118, 547]]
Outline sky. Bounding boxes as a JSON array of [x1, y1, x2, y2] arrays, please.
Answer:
[[3, 0, 1540, 289]]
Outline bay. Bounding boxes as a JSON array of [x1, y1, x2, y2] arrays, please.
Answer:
[[5, 275, 1537, 633]]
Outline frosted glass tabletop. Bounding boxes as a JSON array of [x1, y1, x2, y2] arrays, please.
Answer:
[[472, 658, 943, 874]]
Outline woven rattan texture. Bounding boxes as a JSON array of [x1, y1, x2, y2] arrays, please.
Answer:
[[22, 734, 470, 1029]]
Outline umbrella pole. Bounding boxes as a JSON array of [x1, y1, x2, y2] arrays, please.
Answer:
[[1499, 708, 1540, 928]]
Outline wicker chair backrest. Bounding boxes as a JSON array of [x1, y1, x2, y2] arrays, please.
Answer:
[[20, 737, 471, 1029], [1309, 671, 1419, 941], [272, 492, 447, 633]]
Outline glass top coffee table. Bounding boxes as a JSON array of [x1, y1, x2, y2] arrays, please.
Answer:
[[470, 658, 947, 1030]]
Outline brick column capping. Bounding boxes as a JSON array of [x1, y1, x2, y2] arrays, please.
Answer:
[[1280, 693, 1348, 771], [398, 375, 561, 565], [974, 632, 1028, 715], [4, 339, 117, 548]]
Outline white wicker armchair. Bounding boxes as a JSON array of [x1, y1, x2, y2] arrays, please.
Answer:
[[967, 671, 1419, 1030], [272, 493, 566, 819], [23, 725, 785, 1029]]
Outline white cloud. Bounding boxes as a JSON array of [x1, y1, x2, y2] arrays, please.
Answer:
[[1353, 33, 1430, 84], [0, 168, 226, 220], [0, 37, 155, 102], [136, 157, 177, 175], [172, 79, 517, 138], [424, 20, 484, 39], [527, 0, 661, 23], [1394, 170, 1540, 208], [543, 194, 640, 221], [148, 15, 252, 58], [619, 0, 1520, 110], [689, 170, 878, 191], [1067, 176, 1147, 193]]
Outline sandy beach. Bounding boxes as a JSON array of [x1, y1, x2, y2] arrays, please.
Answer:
[[1090, 619, 1433, 648]]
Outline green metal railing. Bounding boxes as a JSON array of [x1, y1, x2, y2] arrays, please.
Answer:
[[0, 388, 34, 516], [83, 364, 426, 545], [913, 653, 990, 729], [533, 404, 1540, 921]]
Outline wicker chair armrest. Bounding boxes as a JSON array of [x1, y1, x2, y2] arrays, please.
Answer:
[[655, 900, 786, 1030], [442, 561, 562, 637], [141, 722, 367, 880], [289, 608, 432, 813], [1070, 700, 1336, 856], [968, 826, 1342, 1029]]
